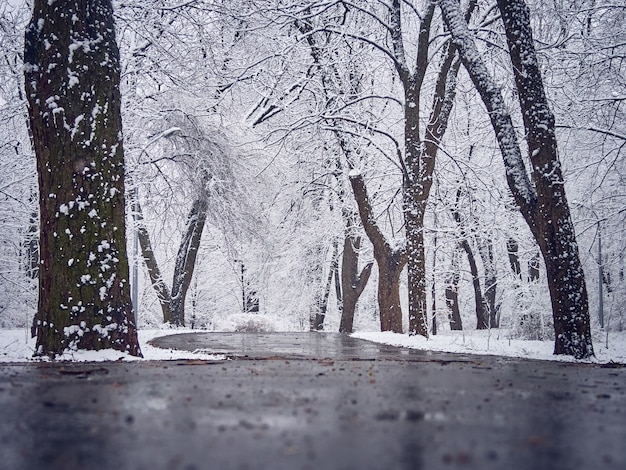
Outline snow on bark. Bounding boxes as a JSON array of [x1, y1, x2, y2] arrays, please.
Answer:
[[439, 0, 594, 359], [24, 0, 141, 357], [438, 0, 536, 213]]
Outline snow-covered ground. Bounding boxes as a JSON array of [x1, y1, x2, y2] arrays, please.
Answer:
[[353, 328, 626, 364], [0, 329, 226, 362], [0, 327, 624, 363]]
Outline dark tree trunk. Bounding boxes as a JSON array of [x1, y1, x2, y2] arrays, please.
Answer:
[[24, 0, 141, 357], [528, 253, 540, 282], [507, 238, 522, 278], [451, 191, 488, 329], [130, 195, 172, 323], [497, 0, 593, 358], [440, 0, 594, 358], [339, 216, 373, 333], [479, 238, 499, 328], [393, 0, 477, 337], [460, 238, 489, 330], [445, 251, 463, 331], [350, 173, 405, 333], [169, 198, 208, 327]]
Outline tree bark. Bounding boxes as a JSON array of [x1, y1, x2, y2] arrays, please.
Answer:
[[169, 198, 208, 327], [478, 238, 499, 328], [451, 190, 488, 329], [439, 0, 594, 358], [24, 0, 141, 357], [313, 241, 340, 331], [394, 0, 477, 337], [339, 214, 373, 333], [350, 173, 405, 333], [130, 194, 172, 323], [506, 238, 522, 278], [445, 250, 463, 330]]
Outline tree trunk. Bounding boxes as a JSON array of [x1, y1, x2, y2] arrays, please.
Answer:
[[130, 194, 172, 323], [313, 241, 339, 331], [24, 0, 141, 357], [440, 0, 594, 358], [169, 198, 208, 327], [507, 238, 522, 278], [445, 250, 463, 330], [460, 238, 489, 330], [479, 238, 499, 328], [451, 190, 488, 329], [339, 215, 373, 333], [500, 0, 592, 357], [349, 173, 405, 333], [396, 0, 477, 337]]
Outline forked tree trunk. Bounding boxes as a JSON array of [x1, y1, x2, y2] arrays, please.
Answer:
[[24, 0, 140, 357], [350, 173, 405, 333], [169, 198, 208, 327], [451, 191, 489, 329], [339, 217, 374, 333], [440, 0, 593, 358], [131, 195, 172, 323], [394, 0, 477, 337]]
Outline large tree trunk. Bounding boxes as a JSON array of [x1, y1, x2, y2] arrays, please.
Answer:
[[393, 0, 477, 337], [498, 0, 592, 357], [439, 0, 594, 358], [24, 0, 141, 357], [350, 173, 405, 333], [169, 198, 208, 327]]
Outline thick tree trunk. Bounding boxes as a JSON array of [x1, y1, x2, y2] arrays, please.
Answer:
[[24, 0, 140, 357], [440, 0, 594, 358], [169, 198, 208, 327], [350, 173, 405, 333], [397, 0, 476, 337]]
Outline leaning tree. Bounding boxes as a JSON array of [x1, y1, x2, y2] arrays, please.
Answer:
[[439, 0, 593, 358], [24, 0, 141, 356]]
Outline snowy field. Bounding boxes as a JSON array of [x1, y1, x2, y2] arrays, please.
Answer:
[[1, 326, 625, 364]]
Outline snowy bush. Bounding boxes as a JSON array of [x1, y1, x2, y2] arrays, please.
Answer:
[[212, 313, 277, 333]]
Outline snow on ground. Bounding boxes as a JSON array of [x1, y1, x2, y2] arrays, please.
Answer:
[[1, 326, 624, 363], [352, 328, 626, 364], [0, 329, 226, 362]]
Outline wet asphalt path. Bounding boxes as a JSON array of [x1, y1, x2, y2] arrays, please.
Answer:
[[0, 332, 625, 470]]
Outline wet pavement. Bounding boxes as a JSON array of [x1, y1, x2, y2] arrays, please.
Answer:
[[1, 332, 625, 470]]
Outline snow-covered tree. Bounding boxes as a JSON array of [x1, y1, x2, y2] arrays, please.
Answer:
[[24, 0, 141, 356], [439, 0, 593, 358]]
